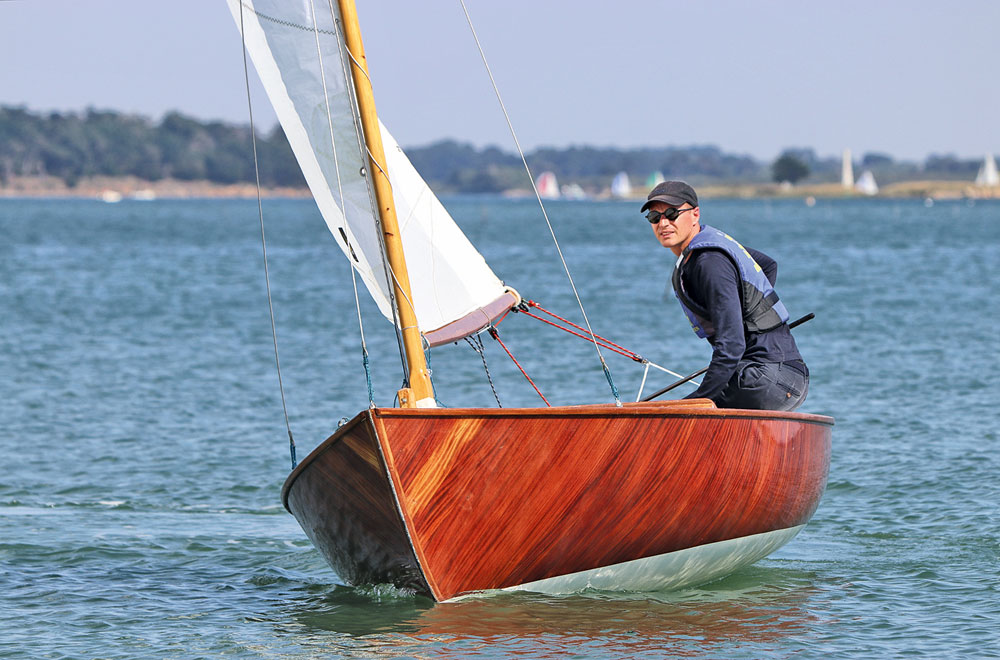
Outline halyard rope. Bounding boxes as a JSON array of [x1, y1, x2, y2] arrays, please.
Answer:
[[239, 2, 296, 469], [506, 301, 695, 400], [488, 328, 550, 406], [458, 0, 622, 407]]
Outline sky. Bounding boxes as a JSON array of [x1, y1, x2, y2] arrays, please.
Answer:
[[1, 0, 998, 162]]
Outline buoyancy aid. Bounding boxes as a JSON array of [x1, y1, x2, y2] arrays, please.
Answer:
[[671, 224, 789, 338]]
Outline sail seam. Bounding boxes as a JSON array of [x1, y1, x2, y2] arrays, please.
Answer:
[[239, 1, 336, 35]]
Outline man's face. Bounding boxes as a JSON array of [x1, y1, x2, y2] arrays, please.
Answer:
[[648, 202, 700, 254]]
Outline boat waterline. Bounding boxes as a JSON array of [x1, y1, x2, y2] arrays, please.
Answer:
[[495, 525, 805, 600]]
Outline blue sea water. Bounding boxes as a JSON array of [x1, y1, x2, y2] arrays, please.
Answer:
[[1, 195, 998, 659]]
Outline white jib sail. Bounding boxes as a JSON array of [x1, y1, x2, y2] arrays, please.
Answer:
[[227, 0, 511, 338]]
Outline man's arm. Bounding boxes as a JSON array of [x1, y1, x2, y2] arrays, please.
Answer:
[[747, 247, 777, 286], [682, 251, 746, 402]]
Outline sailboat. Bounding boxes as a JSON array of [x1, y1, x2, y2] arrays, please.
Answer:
[[975, 154, 999, 187], [610, 171, 632, 198], [535, 171, 560, 199], [855, 170, 878, 196], [228, 0, 833, 602]]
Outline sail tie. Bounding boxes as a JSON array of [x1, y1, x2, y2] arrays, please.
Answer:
[[487, 328, 551, 407], [459, 0, 621, 407], [238, 1, 296, 468]]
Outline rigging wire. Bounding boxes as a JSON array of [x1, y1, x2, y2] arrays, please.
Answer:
[[506, 301, 695, 400], [458, 0, 621, 407], [238, 2, 296, 469], [329, 1, 410, 388], [309, 0, 375, 407], [516, 300, 692, 372], [465, 335, 502, 407]]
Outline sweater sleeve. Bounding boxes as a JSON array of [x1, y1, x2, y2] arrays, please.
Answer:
[[747, 247, 777, 285], [682, 250, 746, 402]]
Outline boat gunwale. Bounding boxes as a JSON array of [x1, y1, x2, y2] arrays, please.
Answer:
[[374, 402, 835, 426], [281, 402, 833, 511]]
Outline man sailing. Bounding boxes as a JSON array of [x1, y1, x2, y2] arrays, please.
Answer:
[[644, 181, 809, 410]]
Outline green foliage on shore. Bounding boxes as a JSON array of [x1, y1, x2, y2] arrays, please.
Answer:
[[0, 106, 303, 188], [772, 151, 810, 183], [0, 106, 987, 192]]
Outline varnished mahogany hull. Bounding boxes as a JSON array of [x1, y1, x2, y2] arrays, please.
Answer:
[[282, 401, 833, 601]]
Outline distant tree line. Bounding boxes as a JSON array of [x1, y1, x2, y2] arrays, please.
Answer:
[[0, 106, 987, 192], [0, 106, 303, 188]]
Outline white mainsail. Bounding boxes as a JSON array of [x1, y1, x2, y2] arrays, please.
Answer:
[[855, 170, 878, 196], [227, 0, 511, 342], [976, 154, 999, 187], [610, 172, 631, 198]]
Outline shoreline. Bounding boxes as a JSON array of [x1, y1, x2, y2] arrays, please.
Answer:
[[0, 175, 311, 200], [1, 175, 997, 201]]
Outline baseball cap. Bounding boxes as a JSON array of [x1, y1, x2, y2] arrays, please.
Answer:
[[640, 181, 699, 212]]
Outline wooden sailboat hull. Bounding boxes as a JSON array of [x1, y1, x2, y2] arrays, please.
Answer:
[[282, 401, 833, 602]]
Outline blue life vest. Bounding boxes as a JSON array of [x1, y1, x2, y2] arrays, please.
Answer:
[[671, 224, 789, 338]]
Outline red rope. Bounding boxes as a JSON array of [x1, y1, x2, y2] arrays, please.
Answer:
[[517, 300, 645, 362], [488, 328, 550, 406]]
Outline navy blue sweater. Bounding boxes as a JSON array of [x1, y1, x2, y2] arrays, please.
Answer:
[[678, 247, 803, 401]]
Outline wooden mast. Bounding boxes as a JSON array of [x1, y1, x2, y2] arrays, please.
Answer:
[[336, 0, 434, 408]]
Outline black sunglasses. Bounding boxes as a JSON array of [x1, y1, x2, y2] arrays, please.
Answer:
[[645, 206, 695, 224]]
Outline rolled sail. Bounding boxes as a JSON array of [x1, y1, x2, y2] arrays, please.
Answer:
[[226, 0, 514, 343]]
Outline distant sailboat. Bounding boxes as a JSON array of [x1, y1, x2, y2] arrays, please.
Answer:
[[646, 171, 665, 188], [560, 182, 587, 199], [610, 171, 632, 198], [855, 170, 878, 196], [535, 171, 560, 199], [841, 149, 854, 189], [975, 154, 999, 187]]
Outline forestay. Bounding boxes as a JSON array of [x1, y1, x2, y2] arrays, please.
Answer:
[[227, 0, 514, 343]]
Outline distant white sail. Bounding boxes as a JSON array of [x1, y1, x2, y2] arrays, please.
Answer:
[[611, 172, 632, 198], [646, 171, 665, 188], [975, 154, 999, 186], [227, 0, 511, 341], [535, 171, 559, 199], [855, 170, 878, 196]]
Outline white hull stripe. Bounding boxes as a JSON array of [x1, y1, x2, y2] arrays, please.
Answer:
[[447, 525, 804, 601]]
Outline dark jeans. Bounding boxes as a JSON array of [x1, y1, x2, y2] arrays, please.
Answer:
[[715, 360, 809, 411]]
